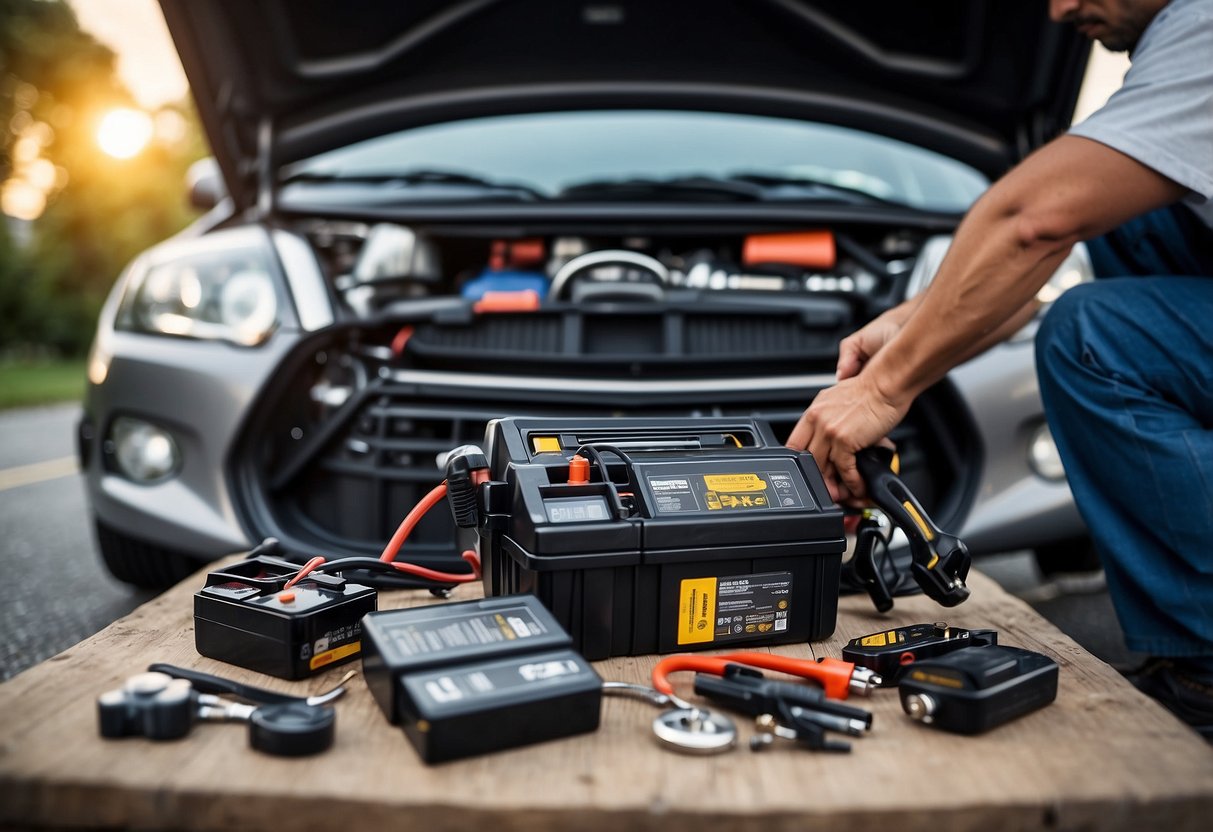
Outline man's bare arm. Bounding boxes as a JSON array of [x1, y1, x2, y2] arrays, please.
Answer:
[[866, 135, 1186, 407], [789, 135, 1186, 498]]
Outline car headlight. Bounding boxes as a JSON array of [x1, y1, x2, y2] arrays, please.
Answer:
[[905, 235, 1094, 313], [118, 247, 279, 346]]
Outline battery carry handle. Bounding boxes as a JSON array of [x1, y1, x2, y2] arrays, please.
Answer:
[[855, 447, 971, 608]]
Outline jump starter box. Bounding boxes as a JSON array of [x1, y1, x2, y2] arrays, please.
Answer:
[[361, 595, 602, 763], [471, 417, 846, 660]]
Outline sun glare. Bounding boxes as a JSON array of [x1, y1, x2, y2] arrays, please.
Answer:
[[97, 108, 153, 159]]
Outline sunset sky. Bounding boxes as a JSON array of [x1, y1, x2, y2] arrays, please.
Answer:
[[68, 0, 188, 108]]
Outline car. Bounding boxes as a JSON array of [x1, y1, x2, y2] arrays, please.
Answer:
[[81, 0, 1096, 588]]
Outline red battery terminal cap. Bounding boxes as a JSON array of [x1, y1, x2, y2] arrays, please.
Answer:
[[278, 591, 296, 603], [567, 454, 591, 485]]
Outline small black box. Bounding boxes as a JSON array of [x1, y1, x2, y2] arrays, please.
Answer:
[[361, 595, 602, 763], [899, 645, 1058, 734], [194, 555, 377, 679]]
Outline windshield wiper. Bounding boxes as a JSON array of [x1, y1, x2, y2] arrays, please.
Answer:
[[279, 168, 547, 201], [725, 172, 898, 206], [557, 176, 764, 202]]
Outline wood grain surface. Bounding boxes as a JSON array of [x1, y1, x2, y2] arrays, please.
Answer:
[[2, 564, 1211, 831]]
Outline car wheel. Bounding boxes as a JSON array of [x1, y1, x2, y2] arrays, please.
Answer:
[[95, 518, 208, 589], [1033, 535, 1102, 577]]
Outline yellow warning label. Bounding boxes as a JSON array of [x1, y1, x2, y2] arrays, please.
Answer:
[[678, 577, 717, 645], [703, 474, 767, 492], [532, 436, 562, 454], [861, 633, 888, 647], [309, 640, 361, 671], [706, 492, 768, 510]]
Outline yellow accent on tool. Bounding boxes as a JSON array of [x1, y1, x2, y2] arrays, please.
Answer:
[[902, 500, 936, 541]]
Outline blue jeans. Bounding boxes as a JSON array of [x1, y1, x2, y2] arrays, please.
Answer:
[[1036, 206, 1213, 658]]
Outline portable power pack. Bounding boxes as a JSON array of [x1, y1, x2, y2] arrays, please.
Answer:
[[360, 595, 602, 763], [469, 417, 846, 660]]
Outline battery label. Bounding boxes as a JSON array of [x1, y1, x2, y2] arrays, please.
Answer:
[[703, 474, 767, 492], [646, 467, 807, 514], [383, 608, 548, 658], [309, 641, 361, 670], [677, 572, 793, 645], [407, 651, 593, 708]]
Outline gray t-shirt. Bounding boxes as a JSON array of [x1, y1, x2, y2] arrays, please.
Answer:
[[1069, 0, 1213, 229]]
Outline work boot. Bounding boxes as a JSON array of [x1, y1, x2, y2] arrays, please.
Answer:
[[1124, 658, 1213, 743]]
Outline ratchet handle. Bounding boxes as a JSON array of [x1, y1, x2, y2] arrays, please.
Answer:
[[148, 664, 303, 706], [855, 447, 971, 607]]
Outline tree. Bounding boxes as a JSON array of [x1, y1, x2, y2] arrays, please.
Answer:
[[1, 0, 205, 355]]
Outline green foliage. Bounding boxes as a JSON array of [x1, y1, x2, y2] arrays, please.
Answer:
[[1, 0, 206, 356], [0, 358, 86, 409]]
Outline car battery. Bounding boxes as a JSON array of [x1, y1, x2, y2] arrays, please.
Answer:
[[361, 595, 602, 763], [194, 555, 377, 679], [470, 417, 846, 660]]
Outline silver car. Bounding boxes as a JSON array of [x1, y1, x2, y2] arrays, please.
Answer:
[[82, 0, 1093, 586]]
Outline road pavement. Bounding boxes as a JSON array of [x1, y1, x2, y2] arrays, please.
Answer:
[[0, 403, 1139, 683], [0, 404, 153, 680]]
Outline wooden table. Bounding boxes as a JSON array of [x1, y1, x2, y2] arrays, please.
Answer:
[[2, 565, 1211, 831]]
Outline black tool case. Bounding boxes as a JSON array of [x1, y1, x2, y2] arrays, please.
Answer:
[[473, 417, 846, 660]]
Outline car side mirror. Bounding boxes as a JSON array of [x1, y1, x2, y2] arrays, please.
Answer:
[[187, 158, 227, 211]]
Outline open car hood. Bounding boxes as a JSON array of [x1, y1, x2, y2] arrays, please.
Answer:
[[160, 0, 1091, 212]]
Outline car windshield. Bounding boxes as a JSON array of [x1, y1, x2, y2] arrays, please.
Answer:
[[284, 111, 988, 212]]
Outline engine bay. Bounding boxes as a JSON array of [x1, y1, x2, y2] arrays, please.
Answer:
[[302, 223, 931, 315], [288, 220, 946, 381]]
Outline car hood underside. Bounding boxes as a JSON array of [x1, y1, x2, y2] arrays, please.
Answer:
[[159, 0, 1090, 210]]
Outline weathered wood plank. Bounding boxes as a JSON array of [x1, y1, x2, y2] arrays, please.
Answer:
[[1, 565, 1210, 831]]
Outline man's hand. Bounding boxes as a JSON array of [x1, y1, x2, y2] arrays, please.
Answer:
[[835, 306, 911, 380], [786, 372, 907, 503]]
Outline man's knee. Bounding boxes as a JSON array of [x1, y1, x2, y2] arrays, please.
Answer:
[[1035, 281, 1107, 383]]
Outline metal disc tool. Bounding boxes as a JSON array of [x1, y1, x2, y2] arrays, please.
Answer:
[[602, 681, 737, 754]]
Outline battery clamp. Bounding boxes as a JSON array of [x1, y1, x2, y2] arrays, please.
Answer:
[[850, 447, 972, 610]]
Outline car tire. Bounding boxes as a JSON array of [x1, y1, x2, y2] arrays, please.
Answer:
[[95, 518, 208, 589], [1032, 535, 1102, 577]]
